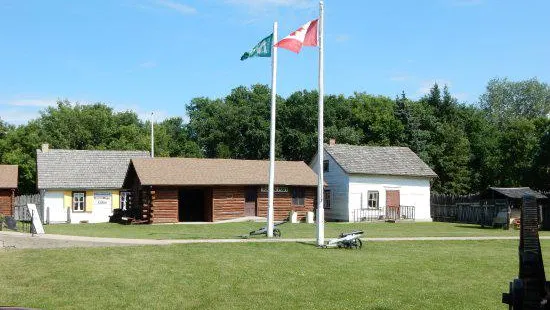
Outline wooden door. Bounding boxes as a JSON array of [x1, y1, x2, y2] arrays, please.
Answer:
[[244, 188, 257, 217], [385, 190, 400, 220]]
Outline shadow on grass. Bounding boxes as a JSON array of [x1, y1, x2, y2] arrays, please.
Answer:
[[296, 241, 318, 247], [453, 224, 504, 230]]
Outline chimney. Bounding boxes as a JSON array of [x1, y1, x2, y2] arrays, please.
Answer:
[[329, 138, 336, 146], [41, 143, 49, 153]]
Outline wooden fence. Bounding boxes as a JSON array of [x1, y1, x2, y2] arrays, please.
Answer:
[[431, 193, 508, 227], [13, 194, 43, 223]]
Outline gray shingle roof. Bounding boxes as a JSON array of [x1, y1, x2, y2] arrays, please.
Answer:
[[489, 187, 547, 199], [37, 149, 149, 189], [324, 144, 437, 178]]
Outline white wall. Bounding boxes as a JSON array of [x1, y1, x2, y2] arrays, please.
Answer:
[[44, 191, 67, 223], [44, 189, 116, 224], [348, 175, 432, 222], [311, 150, 349, 221]]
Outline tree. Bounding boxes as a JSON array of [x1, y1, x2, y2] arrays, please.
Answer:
[[348, 92, 403, 146], [187, 84, 274, 159], [496, 118, 540, 187], [480, 78, 550, 122]]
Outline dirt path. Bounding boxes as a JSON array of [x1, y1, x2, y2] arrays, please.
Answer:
[[2, 230, 548, 250]]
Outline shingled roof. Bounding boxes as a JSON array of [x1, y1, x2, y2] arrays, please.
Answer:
[[129, 158, 318, 186], [37, 149, 149, 189], [488, 187, 547, 199], [324, 144, 437, 178], [0, 165, 18, 188]]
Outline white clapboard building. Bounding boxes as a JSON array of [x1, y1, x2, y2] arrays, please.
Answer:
[[311, 142, 437, 222]]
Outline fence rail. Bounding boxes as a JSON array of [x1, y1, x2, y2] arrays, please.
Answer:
[[353, 206, 416, 223]]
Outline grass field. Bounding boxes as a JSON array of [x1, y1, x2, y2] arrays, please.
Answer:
[[42, 221, 534, 240], [1, 239, 546, 309]]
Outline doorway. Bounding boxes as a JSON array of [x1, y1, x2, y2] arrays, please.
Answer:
[[244, 187, 257, 217], [385, 190, 401, 220], [178, 188, 207, 222]]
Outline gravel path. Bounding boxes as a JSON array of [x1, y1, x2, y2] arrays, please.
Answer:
[[2, 231, 548, 250]]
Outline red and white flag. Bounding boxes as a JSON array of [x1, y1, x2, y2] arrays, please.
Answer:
[[274, 19, 318, 53]]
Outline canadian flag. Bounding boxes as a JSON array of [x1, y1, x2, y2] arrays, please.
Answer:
[[274, 19, 318, 53]]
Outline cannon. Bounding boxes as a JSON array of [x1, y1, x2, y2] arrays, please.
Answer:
[[502, 195, 550, 309], [240, 220, 287, 238], [323, 230, 364, 249]]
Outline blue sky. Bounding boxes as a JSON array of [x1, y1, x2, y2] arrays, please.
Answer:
[[1, 0, 549, 125]]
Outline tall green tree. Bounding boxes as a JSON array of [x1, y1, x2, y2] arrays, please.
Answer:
[[480, 78, 550, 122]]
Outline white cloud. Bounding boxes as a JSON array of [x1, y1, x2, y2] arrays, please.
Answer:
[[0, 108, 41, 125], [454, 92, 470, 101], [139, 60, 157, 68], [334, 34, 350, 43], [417, 79, 452, 96], [155, 0, 197, 15], [7, 99, 56, 107], [225, 0, 315, 9], [390, 75, 411, 82]]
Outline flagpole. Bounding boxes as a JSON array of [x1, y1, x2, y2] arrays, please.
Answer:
[[267, 22, 278, 238], [150, 112, 154, 158], [316, 0, 325, 246]]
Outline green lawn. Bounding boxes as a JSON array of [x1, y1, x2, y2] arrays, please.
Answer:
[[42, 221, 534, 240], [0, 240, 545, 309]]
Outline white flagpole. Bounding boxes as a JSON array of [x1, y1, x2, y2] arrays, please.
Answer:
[[316, 0, 325, 246], [150, 112, 155, 158], [267, 22, 278, 238]]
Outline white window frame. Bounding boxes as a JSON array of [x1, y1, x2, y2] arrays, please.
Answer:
[[120, 191, 131, 211], [72, 192, 86, 212], [367, 191, 379, 209]]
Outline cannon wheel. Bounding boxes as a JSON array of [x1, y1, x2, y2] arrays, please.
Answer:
[[273, 228, 281, 238], [352, 238, 362, 249]]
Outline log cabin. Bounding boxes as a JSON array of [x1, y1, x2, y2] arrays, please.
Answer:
[[123, 158, 318, 223], [0, 165, 18, 216]]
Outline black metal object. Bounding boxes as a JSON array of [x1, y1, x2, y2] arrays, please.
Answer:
[[502, 195, 550, 309]]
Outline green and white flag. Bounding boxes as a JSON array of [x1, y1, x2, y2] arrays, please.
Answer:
[[240, 34, 273, 61]]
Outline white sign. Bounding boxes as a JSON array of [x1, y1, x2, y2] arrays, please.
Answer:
[[260, 186, 288, 193], [27, 204, 45, 234], [94, 192, 112, 206]]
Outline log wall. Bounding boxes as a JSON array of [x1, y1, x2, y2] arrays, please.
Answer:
[[147, 186, 317, 223], [0, 189, 14, 216], [150, 188, 179, 223], [212, 186, 246, 221], [257, 187, 315, 221]]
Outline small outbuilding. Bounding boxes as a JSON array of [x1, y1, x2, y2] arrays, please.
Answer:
[[481, 187, 547, 208], [0, 165, 18, 216], [481, 187, 548, 227], [310, 142, 437, 222], [123, 158, 318, 223]]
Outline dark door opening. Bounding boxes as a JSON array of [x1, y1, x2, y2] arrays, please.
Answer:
[[244, 187, 257, 217], [179, 189, 207, 222]]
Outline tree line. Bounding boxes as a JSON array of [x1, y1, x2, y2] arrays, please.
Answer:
[[0, 78, 549, 194]]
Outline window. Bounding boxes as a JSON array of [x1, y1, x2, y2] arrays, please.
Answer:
[[324, 190, 331, 209], [120, 191, 131, 211], [72, 192, 86, 212], [323, 160, 329, 172], [367, 191, 379, 209], [291, 187, 305, 206]]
